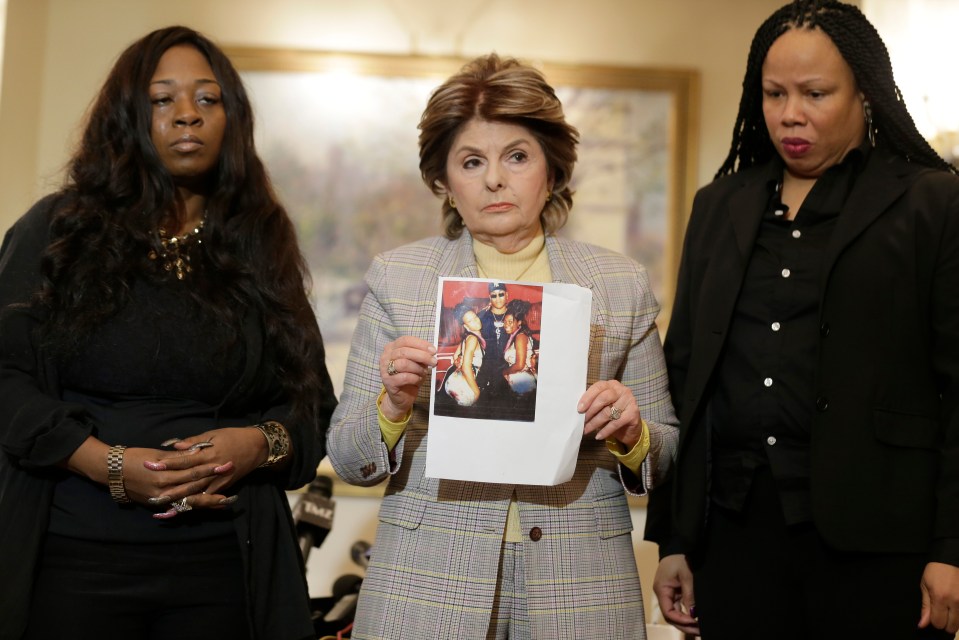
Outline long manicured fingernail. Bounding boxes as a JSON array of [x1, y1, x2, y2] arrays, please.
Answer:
[[147, 495, 173, 505], [160, 438, 182, 447], [213, 462, 234, 474], [219, 495, 239, 505], [153, 509, 176, 520], [144, 461, 167, 471], [187, 441, 214, 452]]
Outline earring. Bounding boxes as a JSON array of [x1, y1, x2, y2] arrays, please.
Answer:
[[863, 100, 876, 147], [449, 195, 457, 209], [545, 191, 552, 202]]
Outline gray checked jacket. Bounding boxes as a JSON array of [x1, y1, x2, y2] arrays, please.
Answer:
[[327, 230, 678, 639]]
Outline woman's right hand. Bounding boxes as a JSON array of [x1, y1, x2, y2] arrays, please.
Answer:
[[380, 336, 437, 421], [64, 436, 233, 511], [123, 445, 233, 509]]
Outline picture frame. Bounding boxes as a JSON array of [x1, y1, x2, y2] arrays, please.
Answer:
[[226, 47, 698, 499]]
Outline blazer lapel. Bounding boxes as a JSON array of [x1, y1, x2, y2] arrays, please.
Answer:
[[449, 230, 480, 278], [728, 176, 771, 262], [679, 167, 773, 438], [820, 150, 910, 291], [544, 235, 581, 287], [697, 167, 773, 338]]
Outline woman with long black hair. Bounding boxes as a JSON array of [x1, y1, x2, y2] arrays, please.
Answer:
[[0, 26, 336, 640]]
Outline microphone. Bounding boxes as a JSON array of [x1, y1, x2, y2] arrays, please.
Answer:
[[350, 540, 372, 570], [322, 574, 363, 623], [293, 474, 335, 563]]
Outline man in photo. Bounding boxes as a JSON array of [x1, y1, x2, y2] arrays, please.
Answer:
[[476, 282, 511, 404]]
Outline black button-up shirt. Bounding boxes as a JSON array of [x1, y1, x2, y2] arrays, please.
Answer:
[[709, 146, 867, 524]]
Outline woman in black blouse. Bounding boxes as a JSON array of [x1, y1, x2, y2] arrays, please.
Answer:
[[0, 26, 336, 640]]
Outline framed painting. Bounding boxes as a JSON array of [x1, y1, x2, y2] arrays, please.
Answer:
[[226, 48, 698, 497]]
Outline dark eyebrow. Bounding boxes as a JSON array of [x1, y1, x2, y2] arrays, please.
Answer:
[[149, 78, 220, 88], [454, 138, 533, 155]]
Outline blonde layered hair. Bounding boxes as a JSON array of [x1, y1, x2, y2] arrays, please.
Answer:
[[418, 54, 580, 239]]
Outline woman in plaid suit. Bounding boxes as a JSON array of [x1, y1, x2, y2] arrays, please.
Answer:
[[327, 54, 678, 639]]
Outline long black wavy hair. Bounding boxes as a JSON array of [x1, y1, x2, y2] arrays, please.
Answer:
[[36, 26, 328, 423], [716, 0, 956, 178]]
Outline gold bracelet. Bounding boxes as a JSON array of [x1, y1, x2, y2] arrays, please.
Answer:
[[107, 445, 132, 503], [253, 421, 291, 468]]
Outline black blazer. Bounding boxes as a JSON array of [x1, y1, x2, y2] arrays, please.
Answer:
[[646, 147, 959, 568]]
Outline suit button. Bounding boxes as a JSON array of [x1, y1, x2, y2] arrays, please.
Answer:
[[816, 396, 829, 411], [529, 527, 542, 541], [820, 323, 830, 337]]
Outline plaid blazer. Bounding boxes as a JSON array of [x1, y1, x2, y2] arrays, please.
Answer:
[[327, 231, 678, 639]]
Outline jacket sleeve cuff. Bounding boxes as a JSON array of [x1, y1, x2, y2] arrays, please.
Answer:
[[377, 387, 410, 451], [930, 538, 959, 568]]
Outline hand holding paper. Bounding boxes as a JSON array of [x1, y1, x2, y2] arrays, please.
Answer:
[[579, 379, 643, 449], [380, 336, 437, 422]]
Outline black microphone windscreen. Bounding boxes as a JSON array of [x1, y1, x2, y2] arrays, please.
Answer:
[[307, 474, 333, 499], [331, 574, 363, 600], [350, 540, 372, 569], [293, 475, 335, 552]]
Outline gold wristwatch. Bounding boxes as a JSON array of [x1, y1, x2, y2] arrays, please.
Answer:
[[107, 445, 132, 503]]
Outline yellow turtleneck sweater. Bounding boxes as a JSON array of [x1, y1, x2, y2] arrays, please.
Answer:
[[376, 232, 650, 541]]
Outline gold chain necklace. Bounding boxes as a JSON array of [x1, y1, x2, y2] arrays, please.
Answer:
[[148, 217, 205, 280]]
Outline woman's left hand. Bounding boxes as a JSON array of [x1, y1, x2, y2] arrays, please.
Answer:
[[579, 380, 643, 449], [144, 427, 267, 518]]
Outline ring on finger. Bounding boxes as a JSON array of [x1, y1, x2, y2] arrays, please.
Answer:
[[387, 359, 398, 376], [172, 497, 192, 513], [607, 405, 622, 421]]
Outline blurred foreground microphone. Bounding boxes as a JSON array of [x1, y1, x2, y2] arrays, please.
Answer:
[[293, 474, 334, 562], [322, 574, 363, 623], [350, 540, 372, 570]]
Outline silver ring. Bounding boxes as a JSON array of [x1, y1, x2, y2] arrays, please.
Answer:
[[387, 359, 398, 376], [172, 497, 192, 513], [608, 405, 622, 421]]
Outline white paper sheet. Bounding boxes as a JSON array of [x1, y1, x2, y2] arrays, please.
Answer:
[[426, 277, 592, 485]]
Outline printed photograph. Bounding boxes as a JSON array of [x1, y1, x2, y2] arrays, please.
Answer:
[[433, 280, 543, 423]]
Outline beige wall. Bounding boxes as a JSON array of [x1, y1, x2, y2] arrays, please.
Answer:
[[0, 0, 47, 224], [0, 0, 788, 610], [0, 0, 792, 232], [5, 0, 859, 613]]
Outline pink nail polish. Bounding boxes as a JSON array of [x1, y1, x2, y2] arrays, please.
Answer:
[[144, 461, 166, 471]]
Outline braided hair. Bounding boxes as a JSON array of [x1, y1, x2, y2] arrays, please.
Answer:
[[717, 0, 956, 178]]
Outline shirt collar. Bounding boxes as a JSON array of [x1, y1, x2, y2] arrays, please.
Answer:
[[766, 136, 871, 217]]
